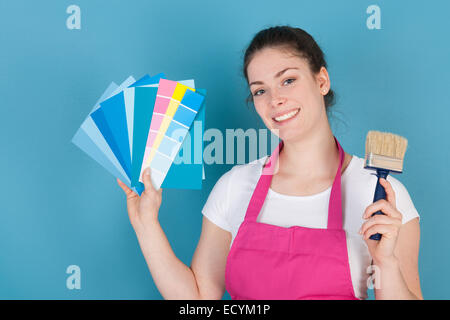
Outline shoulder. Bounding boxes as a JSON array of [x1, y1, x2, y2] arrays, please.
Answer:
[[344, 154, 420, 224], [207, 156, 268, 210], [204, 156, 267, 198], [202, 157, 267, 232], [212, 157, 266, 193], [344, 154, 412, 195]]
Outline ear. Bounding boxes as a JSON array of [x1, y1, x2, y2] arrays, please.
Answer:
[[316, 66, 330, 95]]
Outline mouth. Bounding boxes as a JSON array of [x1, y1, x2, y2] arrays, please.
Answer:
[[272, 108, 300, 124]]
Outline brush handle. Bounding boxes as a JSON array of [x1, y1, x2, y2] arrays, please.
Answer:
[[369, 169, 390, 241]]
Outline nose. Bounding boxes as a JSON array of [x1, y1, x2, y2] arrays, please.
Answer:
[[271, 89, 287, 108]]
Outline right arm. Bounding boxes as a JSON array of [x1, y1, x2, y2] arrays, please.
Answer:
[[117, 168, 231, 300]]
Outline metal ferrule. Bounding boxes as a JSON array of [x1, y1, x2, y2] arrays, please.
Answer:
[[364, 153, 403, 173]]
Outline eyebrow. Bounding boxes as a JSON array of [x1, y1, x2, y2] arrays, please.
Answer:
[[249, 67, 299, 87]]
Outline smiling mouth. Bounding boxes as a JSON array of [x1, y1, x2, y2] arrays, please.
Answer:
[[273, 108, 300, 123]]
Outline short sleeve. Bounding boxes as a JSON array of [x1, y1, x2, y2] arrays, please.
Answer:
[[388, 176, 420, 224], [201, 169, 234, 232]]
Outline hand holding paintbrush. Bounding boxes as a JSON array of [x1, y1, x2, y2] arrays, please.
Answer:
[[364, 131, 408, 241]]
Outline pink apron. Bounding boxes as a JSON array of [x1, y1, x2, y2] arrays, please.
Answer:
[[225, 138, 359, 300]]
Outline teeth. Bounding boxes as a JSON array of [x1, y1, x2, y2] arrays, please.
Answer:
[[274, 109, 299, 122]]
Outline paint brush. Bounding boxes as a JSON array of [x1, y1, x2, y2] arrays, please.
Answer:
[[364, 131, 408, 240]]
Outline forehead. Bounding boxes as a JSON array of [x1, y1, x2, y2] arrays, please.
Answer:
[[247, 47, 310, 82]]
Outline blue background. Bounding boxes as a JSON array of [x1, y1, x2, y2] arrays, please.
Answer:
[[0, 0, 448, 299]]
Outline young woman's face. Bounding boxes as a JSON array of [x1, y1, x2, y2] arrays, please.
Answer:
[[247, 47, 330, 142]]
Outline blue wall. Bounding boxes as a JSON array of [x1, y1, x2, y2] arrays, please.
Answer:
[[0, 0, 448, 299]]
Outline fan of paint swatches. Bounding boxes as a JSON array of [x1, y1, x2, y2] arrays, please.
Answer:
[[139, 83, 205, 189], [71, 74, 206, 193]]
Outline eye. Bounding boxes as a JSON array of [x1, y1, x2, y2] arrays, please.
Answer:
[[253, 89, 265, 96], [283, 78, 296, 85]]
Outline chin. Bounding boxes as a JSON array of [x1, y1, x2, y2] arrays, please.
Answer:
[[270, 129, 298, 142], [268, 121, 301, 142], [279, 126, 312, 143]]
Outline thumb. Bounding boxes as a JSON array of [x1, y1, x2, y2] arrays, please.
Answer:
[[142, 167, 157, 194]]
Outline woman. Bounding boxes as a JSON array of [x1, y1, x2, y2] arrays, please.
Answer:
[[117, 26, 422, 300]]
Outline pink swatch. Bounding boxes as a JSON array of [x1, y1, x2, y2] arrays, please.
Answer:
[[153, 79, 177, 113], [143, 79, 178, 149]]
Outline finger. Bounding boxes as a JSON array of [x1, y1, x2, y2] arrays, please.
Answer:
[[363, 199, 402, 220], [363, 224, 399, 240], [117, 178, 139, 199], [117, 178, 133, 195], [359, 214, 402, 235], [141, 167, 157, 194], [379, 178, 396, 207]]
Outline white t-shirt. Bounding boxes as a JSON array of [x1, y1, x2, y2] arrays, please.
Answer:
[[201, 155, 420, 300]]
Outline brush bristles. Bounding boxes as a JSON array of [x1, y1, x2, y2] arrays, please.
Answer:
[[365, 131, 408, 160]]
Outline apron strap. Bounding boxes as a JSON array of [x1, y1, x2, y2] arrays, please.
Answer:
[[244, 141, 283, 222], [327, 138, 344, 230], [244, 138, 345, 230]]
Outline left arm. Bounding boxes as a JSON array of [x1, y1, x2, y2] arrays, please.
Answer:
[[359, 178, 423, 300]]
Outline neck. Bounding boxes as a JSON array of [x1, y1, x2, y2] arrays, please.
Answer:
[[278, 123, 339, 179]]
